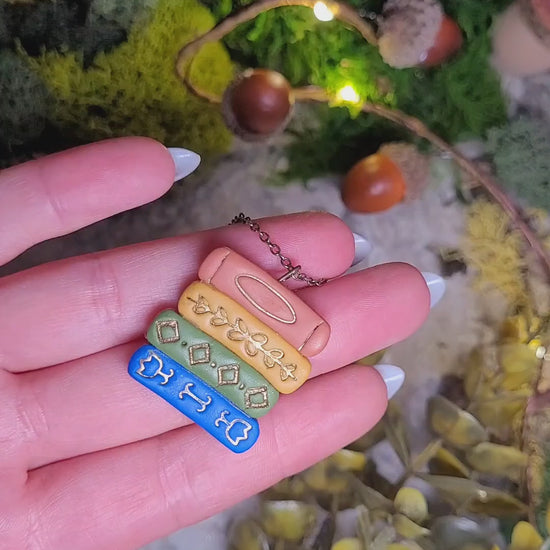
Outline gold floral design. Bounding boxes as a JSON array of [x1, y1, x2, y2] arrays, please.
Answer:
[[188, 295, 298, 382]]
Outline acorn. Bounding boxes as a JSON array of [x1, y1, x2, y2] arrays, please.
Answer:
[[342, 142, 430, 213], [492, 0, 550, 76], [222, 69, 294, 141], [378, 0, 463, 69]]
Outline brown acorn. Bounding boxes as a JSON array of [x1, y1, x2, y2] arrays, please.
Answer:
[[222, 69, 294, 141], [342, 143, 430, 213]]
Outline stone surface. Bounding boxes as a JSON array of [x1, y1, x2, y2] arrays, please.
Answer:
[[147, 309, 279, 418]]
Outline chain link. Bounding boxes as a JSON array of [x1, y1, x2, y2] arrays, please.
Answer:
[[230, 213, 328, 287]]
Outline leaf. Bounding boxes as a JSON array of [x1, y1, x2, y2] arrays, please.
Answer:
[[228, 519, 270, 550], [210, 306, 228, 326], [251, 332, 269, 345], [393, 514, 430, 539], [261, 500, 317, 542], [419, 475, 528, 517], [302, 461, 349, 494], [428, 447, 470, 478], [227, 321, 247, 341], [329, 449, 367, 473], [245, 339, 259, 356], [394, 488, 428, 524], [352, 478, 393, 513], [192, 295, 210, 314], [499, 343, 540, 391], [411, 439, 443, 472], [470, 391, 529, 440], [237, 318, 249, 335], [509, 521, 544, 550], [263, 348, 284, 368], [384, 402, 410, 467], [331, 538, 363, 550], [466, 443, 528, 483], [428, 396, 488, 449], [356, 504, 372, 547], [430, 516, 494, 550], [371, 525, 397, 550]]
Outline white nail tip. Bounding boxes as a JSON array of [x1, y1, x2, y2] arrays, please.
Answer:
[[373, 364, 405, 399], [167, 147, 201, 181], [421, 272, 446, 308], [352, 232, 371, 266]]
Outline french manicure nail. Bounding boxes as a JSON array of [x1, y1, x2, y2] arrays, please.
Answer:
[[373, 364, 405, 399], [168, 147, 201, 181], [352, 232, 371, 266], [421, 272, 446, 308]]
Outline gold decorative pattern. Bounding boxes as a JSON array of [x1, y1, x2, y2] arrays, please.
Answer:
[[156, 319, 180, 344], [188, 342, 211, 365], [234, 274, 297, 324], [188, 294, 298, 382], [245, 386, 269, 409], [136, 350, 174, 385], [217, 364, 240, 386]]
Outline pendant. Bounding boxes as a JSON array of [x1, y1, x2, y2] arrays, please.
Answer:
[[128, 247, 330, 453]]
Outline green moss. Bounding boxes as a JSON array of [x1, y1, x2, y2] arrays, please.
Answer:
[[26, 0, 233, 156], [487, 117, 550, 210], [201, 0, 510, 180]]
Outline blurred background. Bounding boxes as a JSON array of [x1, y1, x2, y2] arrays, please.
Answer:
[[2, 1, 550, 548]]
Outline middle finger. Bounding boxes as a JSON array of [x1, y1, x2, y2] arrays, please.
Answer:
[[14, 263, 429, 469]]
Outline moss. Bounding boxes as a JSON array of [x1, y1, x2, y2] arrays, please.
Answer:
[[463, 199, 528, 308], [0, 49, 49, 147], [200, 0, 509, 180], [25, 0, 233, 156], [487, 117, 550, 210]]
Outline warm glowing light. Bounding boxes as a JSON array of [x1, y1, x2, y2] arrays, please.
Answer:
[[337, 85, 360, 103], [313, 1, 334, 22]]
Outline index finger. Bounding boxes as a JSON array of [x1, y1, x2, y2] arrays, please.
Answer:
[[0, 137, 186, 266]]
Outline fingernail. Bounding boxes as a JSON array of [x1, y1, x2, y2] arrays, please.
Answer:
[[421, 272, 446, 308], [352, 232, 371, 266], [373, 364, 405, 399], [167, 147, 201, 181]]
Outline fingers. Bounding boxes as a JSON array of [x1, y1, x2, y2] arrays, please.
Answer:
[[0, 137, 178, 266], [22, 366, 387, 550], [0, 212, 354, 372], [16, 263, 428, 469]]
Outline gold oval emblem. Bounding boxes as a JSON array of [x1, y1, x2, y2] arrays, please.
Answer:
[[235, 274, 297, 324]]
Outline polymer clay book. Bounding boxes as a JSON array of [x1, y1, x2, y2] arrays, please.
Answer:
[[128, 247, 330, 453]]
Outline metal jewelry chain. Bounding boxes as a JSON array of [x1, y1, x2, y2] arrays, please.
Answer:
[[230, 213, 328, 287]]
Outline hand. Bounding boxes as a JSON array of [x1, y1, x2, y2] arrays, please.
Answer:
[[0, 137, 432, 549]]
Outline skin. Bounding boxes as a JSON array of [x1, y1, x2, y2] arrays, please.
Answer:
[[0, 137, 430, 550]]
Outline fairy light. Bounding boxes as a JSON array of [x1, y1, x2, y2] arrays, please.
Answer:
[[336, 85, 361, 104], [313, 1, 335, 22]]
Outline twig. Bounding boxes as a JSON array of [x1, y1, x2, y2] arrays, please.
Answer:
[[293, 86, 550, 281], [175, 0, 378, 84]]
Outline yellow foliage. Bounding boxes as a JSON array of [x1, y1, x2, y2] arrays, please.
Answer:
[[463, 199, 529, 308], [509, 521, 543, 550], [25, 0, 233, 155]]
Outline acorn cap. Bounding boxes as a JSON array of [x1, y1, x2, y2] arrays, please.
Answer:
[[378, 142, 430, 200], [222, 69, 294, 142], [378, 0, 443, 68]]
